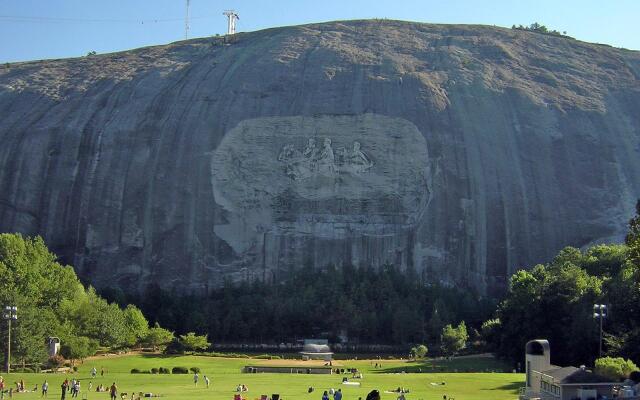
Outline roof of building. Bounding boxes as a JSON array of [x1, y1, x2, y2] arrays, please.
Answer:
[[562, 370, 615, 384], [542, 366, 615, 385], [526, 340, 550, 356], [543, 366, 579, 381]]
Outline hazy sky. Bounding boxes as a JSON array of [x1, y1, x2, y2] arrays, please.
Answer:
[[1, 0, 638, 63]]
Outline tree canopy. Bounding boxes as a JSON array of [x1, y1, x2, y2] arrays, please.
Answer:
[[441, 321, 468, 356], [117, 263, 494, 347]]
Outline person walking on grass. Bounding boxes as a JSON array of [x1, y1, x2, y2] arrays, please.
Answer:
[[41, 380, 48, 398], [109, 382, 117, 400], [60, 380, 68, 400], [0, 376, 5, 400], [322, 390, 330, 400], [72, 380, 80, 398], [334, 388, 342, 400], [193, 372, 199, 386], [204, 375, 210, 388]]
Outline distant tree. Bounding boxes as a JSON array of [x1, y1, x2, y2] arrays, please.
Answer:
[[412, 344, 428, 358], [60, 336, 98, 365], [511, 22, 569, 38], [480, 318, 501, 351], [11, 307, 52, 367], [179, 332, 211, 352], [86, 51, 97, 56], [144, 323, 174, 351], [441, 321, 468, 355], [595, 357, 638, 381], [123, 305, 150, 346]]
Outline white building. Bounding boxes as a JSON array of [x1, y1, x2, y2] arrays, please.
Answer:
[[299, 339, 333, 361]]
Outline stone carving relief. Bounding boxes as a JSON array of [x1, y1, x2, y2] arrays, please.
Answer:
[[211, 113, 432, 255], [278, 138, 373, 180]]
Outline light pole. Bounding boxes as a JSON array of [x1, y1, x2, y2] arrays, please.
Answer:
[[3, 306, 17, 373], [593, 304, 607, 358]]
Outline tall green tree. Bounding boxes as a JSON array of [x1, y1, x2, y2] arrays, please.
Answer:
[[441, 321, 468, 355], [179, 332, 211, 352], [144, 323, 175, 350], [60, 336, 98, 366], [123, 305, 150, 346]]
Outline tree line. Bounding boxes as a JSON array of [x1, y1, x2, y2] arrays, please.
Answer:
[[511, 22, 572, 38], [111, 263, 493, 350]]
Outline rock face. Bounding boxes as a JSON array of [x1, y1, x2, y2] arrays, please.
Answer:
[[1, 20, 640, 295]]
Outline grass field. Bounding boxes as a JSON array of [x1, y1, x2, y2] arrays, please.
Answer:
[[1, 354, 523, 400]]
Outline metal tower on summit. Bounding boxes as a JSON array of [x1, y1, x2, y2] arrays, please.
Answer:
[[223, 10, 239, 35], [185, 0, 191, 39]]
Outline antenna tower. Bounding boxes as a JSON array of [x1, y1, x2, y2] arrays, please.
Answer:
[[185, 0, 191, 39], [223, 10, 239, 35]]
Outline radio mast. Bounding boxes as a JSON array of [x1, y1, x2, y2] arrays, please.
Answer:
[[223, 10, 239, 35], [185, 0, 191, 39]]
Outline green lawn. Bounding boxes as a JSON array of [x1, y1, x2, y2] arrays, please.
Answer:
[[1, 354, 523, 400]]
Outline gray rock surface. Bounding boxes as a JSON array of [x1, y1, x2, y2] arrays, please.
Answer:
[[1, 20, 639, 295]]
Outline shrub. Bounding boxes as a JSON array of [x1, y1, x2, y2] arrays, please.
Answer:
[[72, 366, 78, 372], [151, 368, 159, 374], [595, 357, 638, 381], [159, 367, 170, 374], [190, 367, 201, 373], [131, 368, 151, 374], [172, 366, 189, 374]]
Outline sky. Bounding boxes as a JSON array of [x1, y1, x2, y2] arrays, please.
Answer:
[[1, 0, 639, 63]]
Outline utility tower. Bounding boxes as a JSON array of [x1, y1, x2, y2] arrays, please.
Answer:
[[185, 0, 191, 39], [223, 10, 239, 35]]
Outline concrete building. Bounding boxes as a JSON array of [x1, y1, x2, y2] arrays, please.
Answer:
[[47, 337, 60, 357], [520, 339, 619, 400]]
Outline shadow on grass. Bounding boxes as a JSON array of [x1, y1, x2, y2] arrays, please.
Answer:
[[374, 356, 513, 374], [139, 353, 172, 358], [482, 381, 523, 394]]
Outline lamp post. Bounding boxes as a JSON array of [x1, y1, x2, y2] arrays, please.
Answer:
[[593, 304, 607, 358], [3, 306, 17, 373]]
